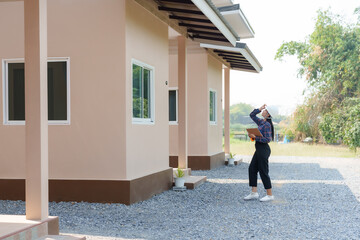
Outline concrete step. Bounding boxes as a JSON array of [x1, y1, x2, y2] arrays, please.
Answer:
[[225, 158, 243, 166], [173, 175, 207, 190], [37, 235, 86, 240]]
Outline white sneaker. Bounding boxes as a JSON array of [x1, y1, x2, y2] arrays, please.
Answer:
[[260, 195, 274, 202], [244, 192, 259, 200]]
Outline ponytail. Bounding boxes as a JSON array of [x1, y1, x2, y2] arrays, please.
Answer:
[[266, 118, 274, 141]]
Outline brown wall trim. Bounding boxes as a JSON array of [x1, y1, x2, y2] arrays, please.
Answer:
[[0, 168, 173, 205], [188, 156, 211, 170], [169, 152, 225, 170], [169, 156, 179, 168], [0, 179, 25, 201]]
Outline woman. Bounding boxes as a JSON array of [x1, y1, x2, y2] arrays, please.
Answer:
[[244, 104, 274, 202]]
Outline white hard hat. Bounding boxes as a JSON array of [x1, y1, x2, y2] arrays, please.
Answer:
[[265, 105, 276, 117]]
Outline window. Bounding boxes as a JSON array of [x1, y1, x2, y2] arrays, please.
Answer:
[[3, 58, 70, 125], [132, 60, 154, 123], [209, 89, 217, 124], [169, 89, 177, 123]]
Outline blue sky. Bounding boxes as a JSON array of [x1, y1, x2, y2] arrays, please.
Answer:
[[229, 0, 360, 115]]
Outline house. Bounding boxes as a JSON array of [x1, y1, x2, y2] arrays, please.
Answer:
[[167, 1, 262, 170], [0, 3, 262, 238]]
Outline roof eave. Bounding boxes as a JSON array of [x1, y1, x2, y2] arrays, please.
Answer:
[[191, 0, 239, 46], [200, 42, 263, 73], [218, 4, 255, 39]]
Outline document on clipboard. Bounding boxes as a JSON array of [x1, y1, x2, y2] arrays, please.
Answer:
[[246, 128, 263, 137]]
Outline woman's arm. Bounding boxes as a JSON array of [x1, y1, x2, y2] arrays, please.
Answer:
[[250, 109, 262, 126], [250, 104, 267, 126]]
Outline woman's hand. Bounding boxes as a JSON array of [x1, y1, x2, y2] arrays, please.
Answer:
[[259, 104, 267, 111], [248, 133, 256, 139]]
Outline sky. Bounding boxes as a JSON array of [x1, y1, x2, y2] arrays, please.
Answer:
[[229, 0, 359, 115]]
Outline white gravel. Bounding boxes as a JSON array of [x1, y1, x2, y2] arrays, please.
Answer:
[[1, 156, 360, 240]]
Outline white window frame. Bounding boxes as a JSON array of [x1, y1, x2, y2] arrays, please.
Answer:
[[209, 88, 217, 125], [2, 57, 71, 125], [169, 87, 178, 125], [131, 59, 155, 124]]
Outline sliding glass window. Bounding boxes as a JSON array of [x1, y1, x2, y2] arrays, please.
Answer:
[[169, 89, 177, 123], [209, 90, 217, 124], [132, 60, 154, 123], [4, 59, 70, 125]]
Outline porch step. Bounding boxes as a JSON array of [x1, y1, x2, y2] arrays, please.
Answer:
[[173, 176, 207, 189], [37, 235, 86, 240], [225, 158, 243, 166]]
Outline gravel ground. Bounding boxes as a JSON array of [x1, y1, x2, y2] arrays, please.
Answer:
[[1, 156, 360, 240]]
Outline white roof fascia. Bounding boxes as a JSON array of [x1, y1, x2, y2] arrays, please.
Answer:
[[219, 4, 255, 39], [191, 0, 238, 47], [212, 0, 234, 7], [200, 42, 263, 73]]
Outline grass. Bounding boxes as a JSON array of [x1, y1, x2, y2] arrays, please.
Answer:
[[229, 138, 359, 158]]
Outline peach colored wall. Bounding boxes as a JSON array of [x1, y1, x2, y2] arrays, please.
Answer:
[[0, 0, 127, 180], [207, 55, 223, 155], [187, 44, 209, 155], [125, 0, 170, 179], [169, 38, 218, 156], [169, 50, 178, 155], [0, 1, 25, 179]]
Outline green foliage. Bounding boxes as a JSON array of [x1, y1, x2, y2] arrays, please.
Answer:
[[229, 152, 236, 159], [276, 8, 360, 148], [175, 168, 185, 178], [229, 102, 254, 124], [319, 98, 360, 150]]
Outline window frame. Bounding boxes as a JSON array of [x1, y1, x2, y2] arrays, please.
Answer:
[[209, 88, 217, 125], [168, 87, 178, 125], [131, 59, 155, 124], [2, 57, 71, 125]]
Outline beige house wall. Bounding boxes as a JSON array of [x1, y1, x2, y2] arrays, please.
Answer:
[[0, 0, 170, 181], [187, 44, 209, 156], [207, 55, 223, 155], [47, 0, 127, 180], [0, 1, 26, 179], [168, 38, 223, 157], [169, 53, 178, 155], [125, 0, 170, 179]]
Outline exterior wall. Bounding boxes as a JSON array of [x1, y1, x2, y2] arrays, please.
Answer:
[[0, 1, 26, 179], [169, 50, 178, 155], [187, 42, 209, 156], [169, 38, 224, 157], [207, 55, 223, 155], [0, 0, 127, 180], [125, 0, 170, 179]]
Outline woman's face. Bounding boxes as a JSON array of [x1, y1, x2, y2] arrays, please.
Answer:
[[261, 109, 269, 118]]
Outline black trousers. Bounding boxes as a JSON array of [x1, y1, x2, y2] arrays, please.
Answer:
[[248, 141, 272, 189]]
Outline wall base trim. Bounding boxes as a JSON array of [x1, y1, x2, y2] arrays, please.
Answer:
[[169, 152, 225, 170], [0, 168, 173, 205]]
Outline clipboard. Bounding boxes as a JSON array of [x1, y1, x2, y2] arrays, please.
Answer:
[[246, 128, 263, 137]]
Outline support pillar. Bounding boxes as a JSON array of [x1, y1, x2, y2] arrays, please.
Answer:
[[24, 0, 49, 220], [177, 36, 188, 169], [224, 68, 230, 154]]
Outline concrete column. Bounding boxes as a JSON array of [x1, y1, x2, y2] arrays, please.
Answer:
[[24, 0, 48, 220], [224, 68, 230, 154], [177, 36, 187, 169]]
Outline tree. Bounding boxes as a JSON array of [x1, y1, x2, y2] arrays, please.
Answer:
[[229, 103, 254, 125], [275, 8, 360, 149]]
